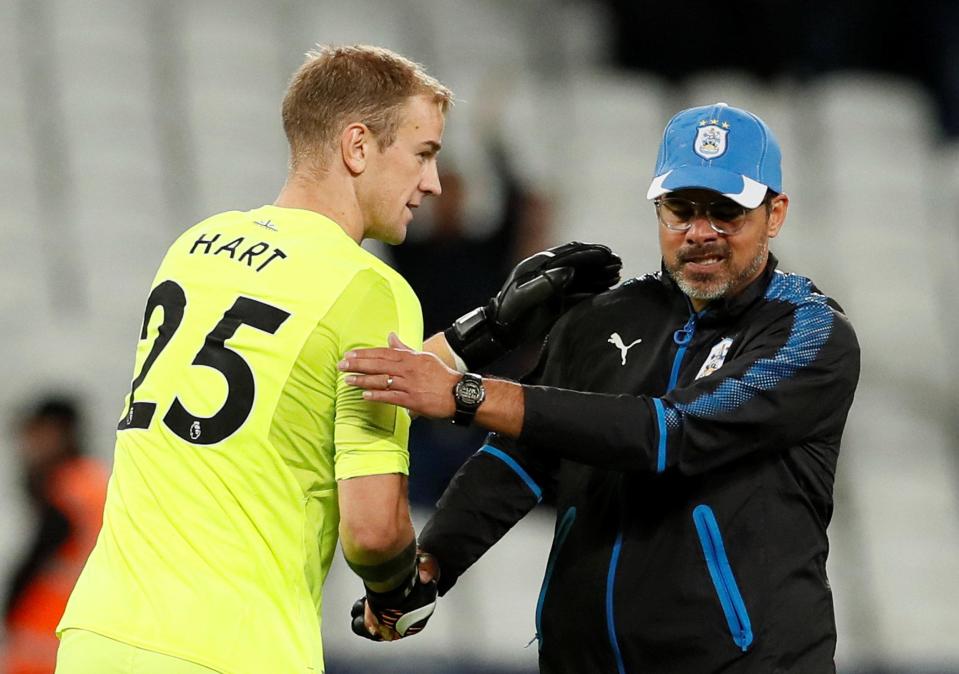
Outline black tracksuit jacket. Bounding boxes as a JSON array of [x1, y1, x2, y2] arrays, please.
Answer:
[[419, 257, 860, 673]]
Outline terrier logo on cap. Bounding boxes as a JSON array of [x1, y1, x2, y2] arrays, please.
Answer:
[[694, 119, 730, 160]]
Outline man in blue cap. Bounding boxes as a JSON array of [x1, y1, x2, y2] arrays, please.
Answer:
[[342, 103, 861, 672], [646, 102, 786, 312]]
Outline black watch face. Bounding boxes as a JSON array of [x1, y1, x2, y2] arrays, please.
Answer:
[[457, 379, 484, 407]]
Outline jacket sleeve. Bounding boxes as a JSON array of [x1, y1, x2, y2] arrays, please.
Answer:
[[417, 433, 557, 595], [519, 298, 860, 475]]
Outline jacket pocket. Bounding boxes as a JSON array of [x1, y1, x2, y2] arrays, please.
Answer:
[[693, 504, 754, 652], [534, 507, 577, 649]]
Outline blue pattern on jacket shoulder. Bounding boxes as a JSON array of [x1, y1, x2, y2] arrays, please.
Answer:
[[664, 272, 834, 426]]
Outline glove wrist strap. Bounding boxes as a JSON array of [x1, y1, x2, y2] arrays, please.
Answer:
[[365, 565, 418, 608], [444, 308, 508, 370], [346, 540, 416, 589]]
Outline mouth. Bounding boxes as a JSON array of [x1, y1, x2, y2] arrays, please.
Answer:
[[679, 251, 727, 274], [687, 256, 722, 265]]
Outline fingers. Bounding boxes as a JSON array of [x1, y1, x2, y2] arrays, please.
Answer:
[[351, 597, 403, 642], [545, 242, 614, 269], [343, 373, 396, 390], [339, 347, 447, 381], [352, 613, 381, 640], [339, 344, 457, 418], [387, 332, 411, 350], [365, 599, 400, 642], [356, 389, 408, 405], [341, 347, 406, 363], [542, 267, 575, 289], [341, 372, 414, 407], [512, 267, 572, 303], [339, 333, 414, 367], [338, 341, 421, 376], [417, 552, 440, 583], [339, 355, 402, 378], [351, 598, 383, 641], [340, 372, 412, 405]]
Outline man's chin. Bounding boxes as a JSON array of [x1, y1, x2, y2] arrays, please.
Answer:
[[674, 273, 730, 303], [387, 227, 408, 245], [370, 224, 407, 246]]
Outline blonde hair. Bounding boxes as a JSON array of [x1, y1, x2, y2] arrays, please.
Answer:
[[282, 44, 453, 169]]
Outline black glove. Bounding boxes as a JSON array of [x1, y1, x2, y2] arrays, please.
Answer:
[[350, 568, 438, 641], [445, 241, 622, 369]]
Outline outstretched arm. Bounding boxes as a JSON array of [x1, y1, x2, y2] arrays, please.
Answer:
[[342, 301, 860, 476]]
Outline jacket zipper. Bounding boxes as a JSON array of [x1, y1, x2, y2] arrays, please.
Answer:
[[533, 507, 577, 650], [601, 313, 701, 671], [668, 313, 698, 391], [606, 529, 626, 674], [692, 504, 754, 652], [656, 312, 699, 473]]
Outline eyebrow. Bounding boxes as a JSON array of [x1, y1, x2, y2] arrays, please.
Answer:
[[420, 140, 442, 154]]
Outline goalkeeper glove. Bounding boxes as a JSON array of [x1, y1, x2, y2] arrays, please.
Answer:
[[350, 565, 438, 641], [444, 241, 622, 369]]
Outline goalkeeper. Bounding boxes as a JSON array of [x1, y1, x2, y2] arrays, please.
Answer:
[[56, 46, 459, 674], [54, 43, 620, 673]]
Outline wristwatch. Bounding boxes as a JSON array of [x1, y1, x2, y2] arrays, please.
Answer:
[[451, 373, 486, 426]]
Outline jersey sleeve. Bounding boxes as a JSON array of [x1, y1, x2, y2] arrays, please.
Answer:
[[327, 268, 422, 480]]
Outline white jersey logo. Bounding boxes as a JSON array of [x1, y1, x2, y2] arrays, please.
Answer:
[[608, 332, 643, 365], [696, 337, 734, 379]]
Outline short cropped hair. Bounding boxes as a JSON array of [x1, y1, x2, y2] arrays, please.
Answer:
[[282, 45, 453, 169]]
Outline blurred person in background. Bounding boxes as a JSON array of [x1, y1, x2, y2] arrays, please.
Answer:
[[2, 397, 107, 674], [53, 45, 456, 674], [390, 143, 551, 338], [342, 103, 861, 672], [390, 143, 553, 509]]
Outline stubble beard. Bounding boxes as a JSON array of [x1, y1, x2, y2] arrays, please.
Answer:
[[669, 239, 768, 303]]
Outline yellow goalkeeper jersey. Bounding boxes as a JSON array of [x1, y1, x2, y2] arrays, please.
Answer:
[[57, 205, 422, 674]]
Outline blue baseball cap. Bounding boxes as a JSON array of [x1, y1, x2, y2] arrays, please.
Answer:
[[646, 102, 782, 208]]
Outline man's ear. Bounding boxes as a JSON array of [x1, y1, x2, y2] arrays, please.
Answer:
[[342, 123, 369, 175], [767, 193, 789, 239]]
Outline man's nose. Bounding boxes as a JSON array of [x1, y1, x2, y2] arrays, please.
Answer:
[[421, 161, 442, 196], [685, 213, 718, 241]]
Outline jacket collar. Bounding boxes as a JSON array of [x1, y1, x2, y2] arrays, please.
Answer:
[[661, 253, 779, 321]]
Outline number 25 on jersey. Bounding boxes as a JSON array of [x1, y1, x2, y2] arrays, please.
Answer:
[[117, 279, 290, 445]]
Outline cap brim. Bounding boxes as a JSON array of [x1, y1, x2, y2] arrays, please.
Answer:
[[646, 167, 769, 208]]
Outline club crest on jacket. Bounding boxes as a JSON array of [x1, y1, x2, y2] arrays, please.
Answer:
[[696, 337, 734, 379]]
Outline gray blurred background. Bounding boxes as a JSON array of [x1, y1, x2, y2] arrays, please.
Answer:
[[1, 1, 958, 672]]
